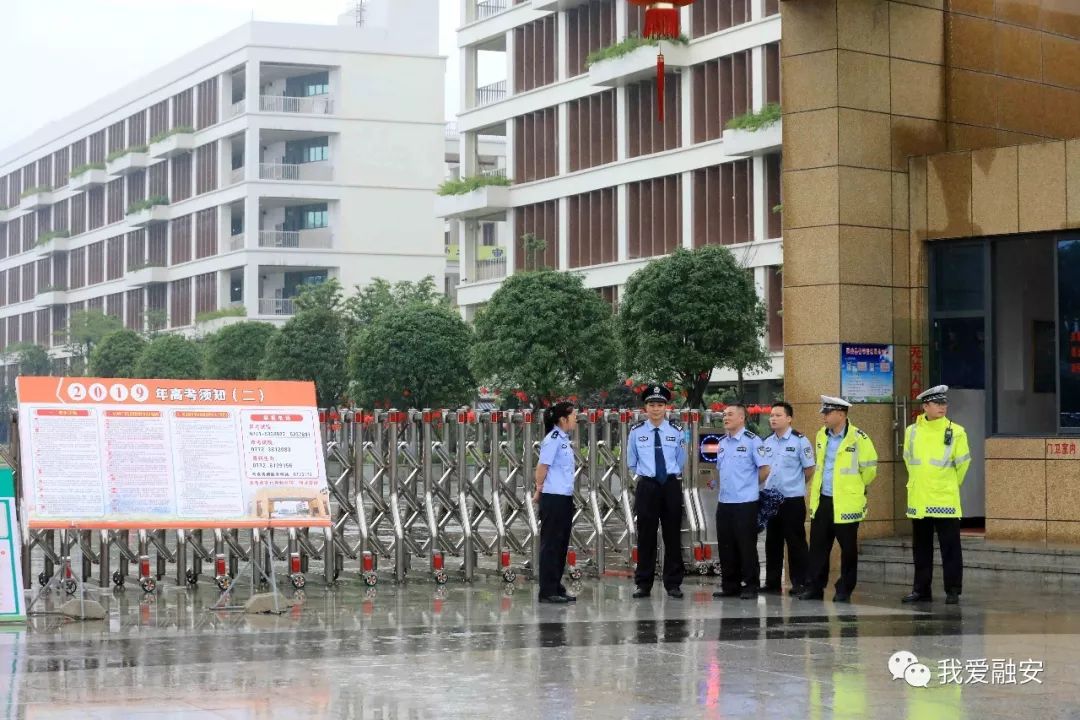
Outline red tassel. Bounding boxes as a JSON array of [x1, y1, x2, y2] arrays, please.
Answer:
[[657, 53, 665, 123], [643, 6, 680, 39]]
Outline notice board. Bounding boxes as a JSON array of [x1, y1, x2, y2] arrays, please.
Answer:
[[17, 377, 330, 530], [840, 344, 895, 404]]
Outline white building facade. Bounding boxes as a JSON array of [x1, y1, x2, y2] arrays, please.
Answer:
[[0, 1, 445, 376], [444, 0, 783, 396]]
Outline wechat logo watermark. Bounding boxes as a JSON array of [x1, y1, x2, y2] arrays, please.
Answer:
[[889, 651, 932, 687], [889, 651, 1044, 687]]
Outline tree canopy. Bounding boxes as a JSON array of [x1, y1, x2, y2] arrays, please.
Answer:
[[204, 322, 277, 380], [618, 245, 768, 408], [471, 270, 618, 403], [133, 334, 204, 380], [89, 330, 146, 378], [260, 308, 348, 408], [65, 310, 123, 369], [10, 344, 52, 377], [348, 303, 475, 409]]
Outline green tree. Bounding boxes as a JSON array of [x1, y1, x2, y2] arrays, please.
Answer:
[[618, 245, 768, 408], [348, 304, 475, 409], [341, 276, 444, 341], [89, 330, 146, 378], [65, 310, 123, 370], [8, 344, 53, 377], [133, 334, 204, 379], [471, 270, 618, 403], [204, 322, 277, 380], [260, 308, 347, 407]]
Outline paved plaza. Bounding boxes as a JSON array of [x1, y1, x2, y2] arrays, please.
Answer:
[[5, 571, 1080, 719]]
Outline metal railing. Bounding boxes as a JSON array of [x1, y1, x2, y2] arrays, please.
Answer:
[[444, 121, 459, 138], [475, 0, 507, 19], [258, 229, 333, 250], [258, 297, 297, 316], [259, 94, 334, 114], [475, 81, 507, 107], [231, 100, 245, 117], [258, 162, 333, 182], [480, 166, 507, 178], [474, 258, 507, 282]]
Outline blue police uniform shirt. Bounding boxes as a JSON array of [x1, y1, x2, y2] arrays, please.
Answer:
[[822, 424, 847, 497], [538, 428, 576, 496], [764, 430, 815, 498], [716, 428, 769, 504], [626, 419, 686, 479]]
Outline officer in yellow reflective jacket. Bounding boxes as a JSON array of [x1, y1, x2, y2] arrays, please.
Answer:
[[799, 396, 878, 603], [902, 385, 971, 605]]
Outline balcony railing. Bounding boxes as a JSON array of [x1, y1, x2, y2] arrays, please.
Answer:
[[445, 121, 459, 138], [231, 100, 245, 117], [259, 298, 297, 316], [258, 162, 333, 182], [475, 81, 507, 107], [476, 0, 507, 18], [474, 258, 507, 282], [259, 229, 333, 250], [229, 234, 245, 251], [230, 167, 244, 185], [259, 94, 334, 114]]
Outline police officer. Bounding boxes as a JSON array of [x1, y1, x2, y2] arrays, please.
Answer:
[[800, 396, 878, 603], [762, 402, 815, 595], [627, 385, 687, 599], [533, 401, 578, 604], [902, 385, 970, 605], [711, 404, 771, 600]]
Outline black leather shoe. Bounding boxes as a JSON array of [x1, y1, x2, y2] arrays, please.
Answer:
[[902, 592, 931, 603], [760, 584, 782, 595], [788, 585, 805, 596], [559, 594, 577, 603], [740, 588, 757, 600], [632, 588, 650, 599], [712, 589, 740, 599], [667, 588, 683, 599], [945, 593, 960, 605], [538, 595, 569, 604], [799, 589, 824, 600], [833, 593, 851, 603]]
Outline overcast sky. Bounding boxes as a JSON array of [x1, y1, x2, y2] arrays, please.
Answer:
[[0, 0, 467, 152]]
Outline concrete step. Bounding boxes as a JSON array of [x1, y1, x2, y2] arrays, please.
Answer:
[[858, 536, 1080, 591]]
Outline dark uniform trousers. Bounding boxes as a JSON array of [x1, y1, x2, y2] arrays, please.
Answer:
[[538, 493, 574, 598], [806, 496, 859, 595], [911, 517, 963, 596], [634, 475, 685, 592], [765, 496, 809, 590], [716, 501, 760, 593]]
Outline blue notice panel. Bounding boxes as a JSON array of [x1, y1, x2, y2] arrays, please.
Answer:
[[841, 344, 895, 404]]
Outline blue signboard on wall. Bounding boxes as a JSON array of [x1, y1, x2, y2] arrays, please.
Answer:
[[841, 344, 895, 404]]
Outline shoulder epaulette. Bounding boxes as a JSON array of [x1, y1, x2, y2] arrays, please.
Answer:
[[745, 430, 758, 439], [668, 419, 683, 431], [856, 429, 869, 439], [629, 420, 646, 430], [792, 429, 804, 438], [763, 432, 776, 441]]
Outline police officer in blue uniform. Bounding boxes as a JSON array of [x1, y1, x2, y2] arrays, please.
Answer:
[[711, 404, 771, 600], [627, 385, 687, 599], [761, 402, 815, 595], [533, 401, 578, 604]]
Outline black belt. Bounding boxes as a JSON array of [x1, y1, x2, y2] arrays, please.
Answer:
[[639, 474, 681, 482]]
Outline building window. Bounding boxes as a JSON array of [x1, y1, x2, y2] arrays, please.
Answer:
[[514, 201, 559, 271], [693, 161, 753, 247], [286, 72, 330, 97], [283, 270, 328, 298], [285, 204, 329, 231], [767, 266, 783, 352], [568, 187, 618, 268], [692, 51, 753, 144], [513, 108, 558, 182], [628, 174, 682, 259], [284, 138, 329, 164]]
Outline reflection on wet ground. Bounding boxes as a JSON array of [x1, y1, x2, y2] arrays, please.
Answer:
[[4, 574, 1080, 718]]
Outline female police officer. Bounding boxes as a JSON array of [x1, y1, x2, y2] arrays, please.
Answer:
[[533, 401, 578, 604]]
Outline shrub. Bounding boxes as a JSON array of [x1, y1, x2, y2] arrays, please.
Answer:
[[584, 33, 689, 68], [126, 195, 170, 215], [69, 162, 106, 178], [436, 173, 511, 196], [149, 126, 195, 144], [725, 102, 782, 132]]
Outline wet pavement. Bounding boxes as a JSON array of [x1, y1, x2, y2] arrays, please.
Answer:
[[4, 573, 1080, 719]]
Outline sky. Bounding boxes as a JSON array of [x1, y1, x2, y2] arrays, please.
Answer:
[[0, 0, 466, 152]]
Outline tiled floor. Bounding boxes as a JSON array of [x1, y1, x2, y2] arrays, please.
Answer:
[[4, 573, 1080, 719]]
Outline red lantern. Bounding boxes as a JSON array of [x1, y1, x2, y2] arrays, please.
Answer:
[[627, 0, 696, 122]]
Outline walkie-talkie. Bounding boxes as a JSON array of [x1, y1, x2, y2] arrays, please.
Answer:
[[944, 422, 954, 446]]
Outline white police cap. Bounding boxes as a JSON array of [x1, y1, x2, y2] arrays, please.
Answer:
[[917, 385, 949, 403], [819, 395, 852, 413]]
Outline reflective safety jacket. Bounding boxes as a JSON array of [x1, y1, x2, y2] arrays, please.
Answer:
[[903, 414, 970, 519], [808, 422, 878, 524]]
